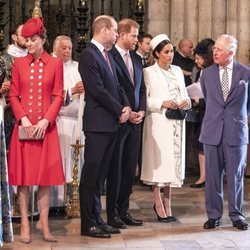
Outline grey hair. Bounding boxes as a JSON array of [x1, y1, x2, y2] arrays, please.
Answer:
[[53, 35, 72, 51], [217, 34, 238, 54]]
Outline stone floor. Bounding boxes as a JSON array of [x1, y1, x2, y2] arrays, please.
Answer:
[[2, 176, 250, 250]]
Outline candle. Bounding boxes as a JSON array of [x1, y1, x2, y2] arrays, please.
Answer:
[[76, 93, 85, 142]]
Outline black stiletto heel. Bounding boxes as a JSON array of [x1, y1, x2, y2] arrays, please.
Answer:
[[153, 204, 171, 223]]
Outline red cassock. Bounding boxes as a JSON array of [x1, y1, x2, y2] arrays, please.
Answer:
[[8, 51, 65, 186]]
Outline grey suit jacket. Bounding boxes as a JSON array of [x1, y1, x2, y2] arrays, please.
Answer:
[[199, 61, 250, 146]]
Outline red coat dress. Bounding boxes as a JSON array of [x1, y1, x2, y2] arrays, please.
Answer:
[[8, 51, 65, 186]]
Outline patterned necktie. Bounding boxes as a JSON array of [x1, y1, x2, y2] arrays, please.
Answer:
[[221, 67, 229, 101], [124, 52, 134, 84]]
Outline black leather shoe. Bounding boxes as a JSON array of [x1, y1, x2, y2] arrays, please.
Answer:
[[108, 216, 127, 229], [99, 222, 121, 234], [120, 213, 144, 226], [190, 181, 205, 188], [81, 226, 111, 238], [233, 220, 248, 231], [203, 219, 221, 229]]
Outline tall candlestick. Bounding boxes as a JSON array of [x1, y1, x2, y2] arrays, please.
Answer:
[[76, 93, 84, 142]]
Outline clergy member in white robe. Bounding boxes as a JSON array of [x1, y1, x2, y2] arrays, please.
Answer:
[[51, 35, 85, 207]]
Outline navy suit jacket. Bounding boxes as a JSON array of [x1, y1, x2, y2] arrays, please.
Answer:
[[78, 42, 129, 132], [199, 61, 250, 146], [110, 48, 146, 118]]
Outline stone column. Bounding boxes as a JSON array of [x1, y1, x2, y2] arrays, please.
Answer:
[[185, 0, 199, 44], [147, 0, 171, 37], [197, 0, 212, 40], [146, 0, 250, 63], [211, 0, 227, 39], [169, 0, 185, 45], [226, 0, 238, 36], [236, 0, 250, 64]]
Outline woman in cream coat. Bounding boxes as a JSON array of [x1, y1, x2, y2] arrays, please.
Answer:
[[141, 34, 191, 222]]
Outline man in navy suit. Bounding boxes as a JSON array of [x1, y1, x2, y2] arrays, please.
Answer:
[[200, 34, 250, 231], [106, 19, 146, 229], [78, 15, 131, 238]]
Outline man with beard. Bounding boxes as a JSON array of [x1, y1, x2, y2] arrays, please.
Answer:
[[106, 18, 146, 229], [0, 23, 27, 148]]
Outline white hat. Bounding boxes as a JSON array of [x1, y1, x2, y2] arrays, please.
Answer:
[[150, 34, 170, 51]]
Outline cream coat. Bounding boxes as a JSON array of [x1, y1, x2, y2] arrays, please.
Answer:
[[141, 63, 191, 187]]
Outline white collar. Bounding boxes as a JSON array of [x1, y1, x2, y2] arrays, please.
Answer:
[[7, 44, 28, 58], [219, 60, 234, 71], [136, 51, 144, 58], [91, 39, 105, 53], [115, 44, 129, 57]]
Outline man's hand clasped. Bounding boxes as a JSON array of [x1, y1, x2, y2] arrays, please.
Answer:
[[119, 106, 131, 123], [72, 81, 85, 95], [129, 110, 145, 124]]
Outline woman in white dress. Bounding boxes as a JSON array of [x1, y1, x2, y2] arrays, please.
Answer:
[[141, 34, 191, 222]]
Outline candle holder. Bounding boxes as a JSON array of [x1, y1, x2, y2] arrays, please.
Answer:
[[134, 0, 145, 35], [66, 139, 84, 218], [76, 0, 89, 55], [32, 0, 42, 18]]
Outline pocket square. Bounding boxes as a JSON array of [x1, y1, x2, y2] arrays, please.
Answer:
[[239, 80, 247, 85]]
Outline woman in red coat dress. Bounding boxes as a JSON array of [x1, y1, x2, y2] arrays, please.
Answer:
[[8, 17, 64, 243]]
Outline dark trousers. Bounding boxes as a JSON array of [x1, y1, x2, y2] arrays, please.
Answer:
[[106, 124, 141, 219], [204, 138, 247, 223], [79, 131, 117, 232]]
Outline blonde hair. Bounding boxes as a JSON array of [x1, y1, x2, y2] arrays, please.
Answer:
[[92, 15, 114, 35]]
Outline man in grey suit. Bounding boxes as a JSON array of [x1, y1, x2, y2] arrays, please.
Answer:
[[200, 34, 250, 231]]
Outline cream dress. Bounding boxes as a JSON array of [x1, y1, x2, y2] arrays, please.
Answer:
[[141, 63, 191, 187]]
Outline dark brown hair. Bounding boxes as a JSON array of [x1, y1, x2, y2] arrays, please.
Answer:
[[193, 38, 215, 68], [138, 33, 153, 43]]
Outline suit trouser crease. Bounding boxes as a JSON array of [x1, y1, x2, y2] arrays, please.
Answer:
[[204, 136, 246, 222], [79, 131, 117, 231], [106, 124, 140, 219]]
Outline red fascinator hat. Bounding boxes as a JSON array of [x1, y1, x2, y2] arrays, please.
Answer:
[[21, 17, 44, 38]]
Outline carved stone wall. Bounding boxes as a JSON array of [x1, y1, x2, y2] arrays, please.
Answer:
[[146, 0, 250, 64]]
